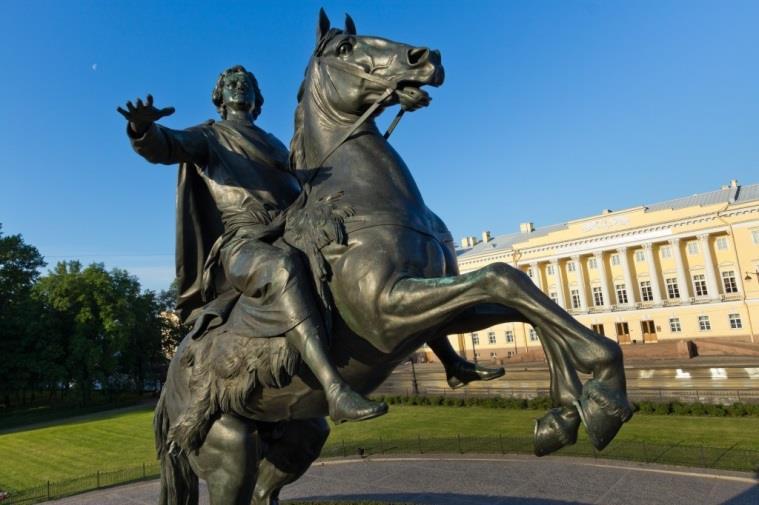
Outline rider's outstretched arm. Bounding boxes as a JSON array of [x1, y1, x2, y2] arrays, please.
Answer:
[[119, 94, 209, 166]]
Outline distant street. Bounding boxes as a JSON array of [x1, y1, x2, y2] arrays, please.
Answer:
[[377, 358, 759, 403]]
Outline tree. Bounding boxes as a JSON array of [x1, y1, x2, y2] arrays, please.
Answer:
[[0, 224, 46, 407]]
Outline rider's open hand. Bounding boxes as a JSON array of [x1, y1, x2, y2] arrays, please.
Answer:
[[117, 94, 175, 136]]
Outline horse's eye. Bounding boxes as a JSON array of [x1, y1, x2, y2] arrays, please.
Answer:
[[337, 41, 353, 56]]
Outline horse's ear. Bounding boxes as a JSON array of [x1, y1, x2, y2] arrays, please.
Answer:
[[317, 8, 331, 44], [344, 13, 356, 35]]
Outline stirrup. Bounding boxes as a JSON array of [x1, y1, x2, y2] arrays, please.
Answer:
[[573, 379, 633, 451], [533, 406, 581, 457]]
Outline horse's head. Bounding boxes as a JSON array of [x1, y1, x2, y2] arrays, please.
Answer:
[[308, 9, 445, 117]]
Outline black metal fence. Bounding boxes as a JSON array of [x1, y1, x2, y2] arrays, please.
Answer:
[[3, 463, 160, 505], [3, 437, 758, 504]]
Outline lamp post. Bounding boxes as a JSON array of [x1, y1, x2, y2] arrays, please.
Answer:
[[410, 356, 419, 395], [471, 333, 478, 364], [744, 270, 759, 282]]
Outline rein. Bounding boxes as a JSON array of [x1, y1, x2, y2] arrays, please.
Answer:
[[304, 56, 406, 184]]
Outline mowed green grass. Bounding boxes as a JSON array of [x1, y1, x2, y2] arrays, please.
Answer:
[[2, 405, 758, 491]]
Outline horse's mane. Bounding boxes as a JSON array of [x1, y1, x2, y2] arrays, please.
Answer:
[[289, 28, 344, 172], [289, 78, 308, 172]]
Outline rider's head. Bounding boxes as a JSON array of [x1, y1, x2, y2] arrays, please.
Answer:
[[212, 65, 264, 120]]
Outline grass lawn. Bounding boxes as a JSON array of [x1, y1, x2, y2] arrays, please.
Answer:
[[2, 404, 758, 492]]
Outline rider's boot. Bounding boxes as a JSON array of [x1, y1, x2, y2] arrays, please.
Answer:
[[444, 359, 505, 389], [287, 319, 388, 423], [427, 336, 505, 389]]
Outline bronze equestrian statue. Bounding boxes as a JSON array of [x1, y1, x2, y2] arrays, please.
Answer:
[[119, 10, 631, 505]]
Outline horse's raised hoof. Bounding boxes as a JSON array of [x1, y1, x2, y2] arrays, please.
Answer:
[[573, 379, 634, 451], [328, 383, 388, 424], [446, 360, 505, 389], [533, 406, 580, 457]]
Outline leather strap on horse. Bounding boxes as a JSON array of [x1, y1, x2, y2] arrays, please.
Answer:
[[304, 56, 406, 184]]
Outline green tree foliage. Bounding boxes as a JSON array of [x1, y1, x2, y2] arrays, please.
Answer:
[[0, 225, 175, 410], [33, 262, 168, 402], [0, 225, 47, 407]]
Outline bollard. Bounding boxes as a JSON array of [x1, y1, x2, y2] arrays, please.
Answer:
[[417, 434, 423, 454]]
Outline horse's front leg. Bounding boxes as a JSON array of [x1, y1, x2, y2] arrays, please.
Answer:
[[381, 262, 632, 451]]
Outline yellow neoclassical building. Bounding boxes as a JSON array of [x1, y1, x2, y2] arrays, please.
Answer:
[[427, 180, 759, 363]]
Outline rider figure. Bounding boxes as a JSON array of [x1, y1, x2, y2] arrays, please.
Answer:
[[119, 65, 387, 423]]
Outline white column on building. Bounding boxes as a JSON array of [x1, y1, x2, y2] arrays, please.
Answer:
[[530, 261, 544, 292], [617, 246, 637, 305], [698, 233, 720, 298], [594, 251, 611, 308], [571, 254, 589, 310], [550, 258, 567, 308], [643, 242, 663, 304], [669, 237, 691, 299]]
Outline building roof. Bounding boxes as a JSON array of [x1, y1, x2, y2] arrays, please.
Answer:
[[457, 181, 759, 258]]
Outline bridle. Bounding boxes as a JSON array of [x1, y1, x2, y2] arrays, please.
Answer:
[[304, 38, 408, 184]]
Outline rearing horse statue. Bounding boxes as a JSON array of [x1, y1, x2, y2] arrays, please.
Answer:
[[154, 10, 632, 505]]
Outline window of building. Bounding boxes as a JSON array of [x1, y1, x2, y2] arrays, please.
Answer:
[[505, 330, 514, 343], [611, 254, 620, 266], [665, 277, 680, 299], [615, 284, 628, 304], [752, 230, 759, 245], [549, 292, 559, 304], [592, 286, 604, 306], [567, 262, 576, 272], [687, 241, 699, 255], [588, 258, 597, 269], [635, 250, 645, 262], [722, 271, 738, 294], [507, 351, 514, 358], [698, 315, 711, 331], [528, 328, 538, 342], [570, 289, 581, 309], [527, 267, 533, 278], [729, 313, 743, 329], [669, 317, 682, 332], [591, 323, 605, 336], [488, 331, 496, 344], [693, 274, 708, 297], [546, 265, 554, 275], [471, 332, 479, 345], [660, 246, 671, 258], [716, 237, 728, 251], [640, 280, 653, 302]]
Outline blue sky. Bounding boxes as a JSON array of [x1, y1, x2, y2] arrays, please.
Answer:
[[1, 0, 757, 292]]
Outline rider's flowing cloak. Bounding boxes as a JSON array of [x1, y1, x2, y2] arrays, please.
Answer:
[[171, 122, 298, 338]]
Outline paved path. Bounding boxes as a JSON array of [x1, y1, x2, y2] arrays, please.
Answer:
[[46, 455, 758, 505]]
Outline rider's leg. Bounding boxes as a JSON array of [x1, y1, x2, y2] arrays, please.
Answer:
[[222, 238, 387, 423], [426, 336, 505, 389], [284, 316, 387, 423]]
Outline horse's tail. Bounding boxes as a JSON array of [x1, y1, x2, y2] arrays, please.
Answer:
[[155, 388, 199, 505]]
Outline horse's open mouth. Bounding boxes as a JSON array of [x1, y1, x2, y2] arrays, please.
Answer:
[[396, 85, 431, 111]]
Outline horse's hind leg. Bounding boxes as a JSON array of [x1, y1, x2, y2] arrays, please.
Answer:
[[186, 414, 258, 505], [252, 418, 329, 505]]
